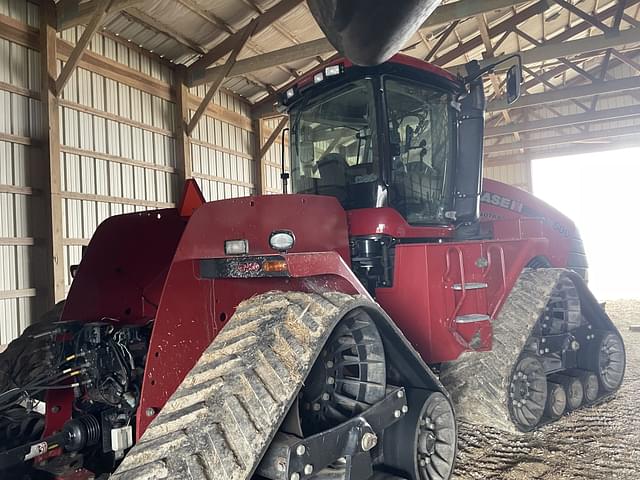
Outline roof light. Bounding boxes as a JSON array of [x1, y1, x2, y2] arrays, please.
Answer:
[[325, 64, 341, 77], [269, 230, 295, 252], [313, 72, 324, 84], [285, 88, 295, 99], [224, 239, 249, 255]]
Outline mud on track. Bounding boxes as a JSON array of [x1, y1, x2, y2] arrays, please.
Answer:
[[453, 299, 640, 480]]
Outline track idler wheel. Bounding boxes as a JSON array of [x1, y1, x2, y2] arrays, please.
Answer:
[[574, 370, 599, 404], [544, 382, 566, 420], [579, 331, 626, 393], [550, 374, 583, 411], [508, 355, 548, 431], [383, 389, 457, 480]]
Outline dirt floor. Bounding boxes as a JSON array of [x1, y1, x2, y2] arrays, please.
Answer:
[[453, 299, 640, 480]]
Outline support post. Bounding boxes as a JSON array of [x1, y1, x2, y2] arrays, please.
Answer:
[[174, 65, 192, 195], [55, 0, 113, 95], [40, 0, 66, 308], [252, 117, 264, 195]]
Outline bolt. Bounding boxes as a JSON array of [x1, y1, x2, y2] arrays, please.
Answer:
[[290, 473, 300, 480], [539, 350, 545, 355], [326, 360, 334, 368], [296, 445, 306, 456], [304, 464, 314, 475], [361, 432, 378, 451], [571, 340, 580, 351], [419, 459, 426, 466], [394, 410, 401, 418], [401, 405, 409, 414], [51, 405, 61, 414], [541, 338, 546, 343], [327, 377, 335, 385], [277, 459, 287, 472], [145, 407, 156, 417], [321, 393, 330, 401], [545, 348, 549, 353], [312, 403, 321, 411], [397, 390, 404, 398]]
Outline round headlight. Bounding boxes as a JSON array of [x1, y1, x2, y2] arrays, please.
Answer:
[[269, 230, 295, 252]]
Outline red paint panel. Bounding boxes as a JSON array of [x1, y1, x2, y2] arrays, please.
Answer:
[[62, 209, 186, 325], [348, 208, 454, 238], [174, 194, 350, 262]]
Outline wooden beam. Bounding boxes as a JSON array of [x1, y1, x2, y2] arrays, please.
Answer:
[[425, 20, 459, 62], [199, 38, 334, 84], [187, 22, 254, 136], [56, 0, 142, 30], [485, 123, 640, 153], [40, 0, 66, 309], [434, 1, 548, 67], [174, 66, 192, 196], [252, 118, 264, 195], [485, 104, 640, 136], [486, 136, 640, 166], [55, 0, 112, 96], [488, 75, 640, 112], [187, 0, 304, 85], [259, 116, 288, 160], [551, 0, 614, 34], [455, 27, 640, 74]]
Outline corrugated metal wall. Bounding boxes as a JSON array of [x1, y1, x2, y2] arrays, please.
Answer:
[[189, 84, 255, 199], [57, 26, 178, 292], [0, 0, 39, 342], [0, 2, 257, 344], [483, 162, 532, 192]]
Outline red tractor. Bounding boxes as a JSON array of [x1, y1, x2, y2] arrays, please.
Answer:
[[0, 55, 625, 480]]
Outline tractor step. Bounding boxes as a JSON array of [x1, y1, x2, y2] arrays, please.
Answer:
[[455, 313, 490, 324], [452, 282, 488, 291]]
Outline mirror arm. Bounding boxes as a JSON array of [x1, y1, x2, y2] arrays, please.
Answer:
[[463, 54, 522, 86]]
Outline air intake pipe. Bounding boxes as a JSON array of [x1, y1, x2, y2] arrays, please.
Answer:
[[454, 71, 485, 240]]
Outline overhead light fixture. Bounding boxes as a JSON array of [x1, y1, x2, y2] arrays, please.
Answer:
[[313, 72, 324, 84], [286, 88, 295, 99]]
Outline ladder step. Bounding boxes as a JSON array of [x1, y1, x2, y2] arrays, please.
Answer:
[[455, 314, 491, 324], [452, 282, 488, 291]]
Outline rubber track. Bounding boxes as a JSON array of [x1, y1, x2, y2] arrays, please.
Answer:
[[111, 291, 361, 480], [439, 268, 564, 433]]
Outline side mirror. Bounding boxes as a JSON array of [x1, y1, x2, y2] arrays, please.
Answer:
[[506, 64, 521, 105]]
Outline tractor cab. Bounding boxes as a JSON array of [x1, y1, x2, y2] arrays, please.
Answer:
[[284, 56, 465, 227]]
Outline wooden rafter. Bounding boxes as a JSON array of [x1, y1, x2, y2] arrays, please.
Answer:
[[187, 0, 304, 85], [187, 22, 255, 136], [259, 116, 288, 160], [55, 0, 113, 95], [552, 0, 614, 34]]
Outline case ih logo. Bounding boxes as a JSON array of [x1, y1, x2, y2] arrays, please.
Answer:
[[480, 192, 524, 213]]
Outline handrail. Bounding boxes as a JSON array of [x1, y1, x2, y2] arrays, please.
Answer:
[[485, 244, 507, 318]]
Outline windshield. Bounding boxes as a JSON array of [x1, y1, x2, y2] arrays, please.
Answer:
[[290, 79, 381, 209], [385, 77, 454, 225]]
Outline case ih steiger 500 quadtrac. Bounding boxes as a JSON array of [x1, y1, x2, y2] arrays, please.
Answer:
[[0, 32, 626, 480]]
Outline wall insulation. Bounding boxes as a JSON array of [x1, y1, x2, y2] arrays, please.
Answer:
[[483, 162, 532, 192], [0, 0, 39, 344]]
